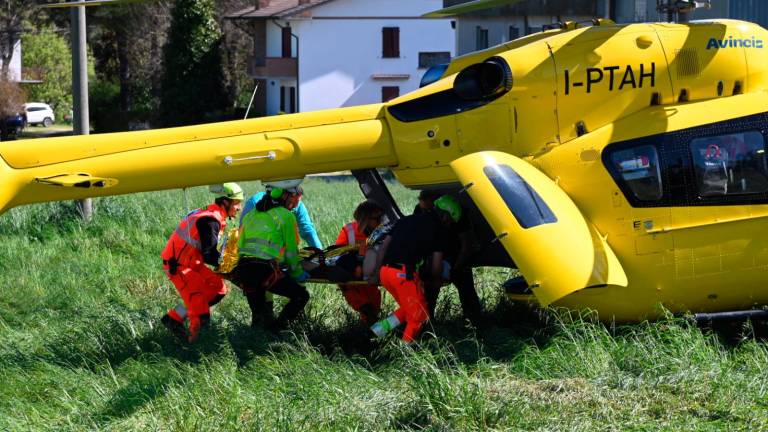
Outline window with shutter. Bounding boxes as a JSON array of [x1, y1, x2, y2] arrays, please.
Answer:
[[382, 27, 400, 58], [418, 52, 451, 69], [509, 26, 520, 41], [476, 27, 489, 51], [382, 86, 400, 102], [282, 27, 292, 58]]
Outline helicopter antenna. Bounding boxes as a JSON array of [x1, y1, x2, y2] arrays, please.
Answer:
[[657, 0, 712, 23]]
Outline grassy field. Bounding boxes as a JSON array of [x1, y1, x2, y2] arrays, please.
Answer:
[[1, 178, 767, 431], [18, 123, 75, 139]]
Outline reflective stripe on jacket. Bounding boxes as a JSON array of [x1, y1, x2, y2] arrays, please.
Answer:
[[161, 204, 227, 266], [240, 191, 323, 249], [238, 206, 302, 277], [335, 221, 368, 254]]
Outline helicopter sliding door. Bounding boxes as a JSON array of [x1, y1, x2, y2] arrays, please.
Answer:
[[451, 151, 627, 306]]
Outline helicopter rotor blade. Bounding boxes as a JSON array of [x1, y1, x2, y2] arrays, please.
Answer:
[[423, 0, 526, 18], [38, 0, 150, 9]]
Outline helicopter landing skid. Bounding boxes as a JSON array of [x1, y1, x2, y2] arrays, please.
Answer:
[[693, 309, 768, 322]]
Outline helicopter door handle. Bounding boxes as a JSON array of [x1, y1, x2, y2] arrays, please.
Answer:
[[223, 151, 276, 166]]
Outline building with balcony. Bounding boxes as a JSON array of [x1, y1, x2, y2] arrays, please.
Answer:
[[226, 0, 454, 116]]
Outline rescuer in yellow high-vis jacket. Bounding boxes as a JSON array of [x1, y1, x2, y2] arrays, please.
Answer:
[[231, 185, 310, 331]]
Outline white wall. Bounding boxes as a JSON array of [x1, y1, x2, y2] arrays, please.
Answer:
[[1, 39, 22, 81], [282, 0, 454, 112], [266, 22, 283, 58], [265, 78, 281, 115], [266, 21, 298, 58]]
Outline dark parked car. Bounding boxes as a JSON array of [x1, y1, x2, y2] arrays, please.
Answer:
[[0, 113, 25, 141]]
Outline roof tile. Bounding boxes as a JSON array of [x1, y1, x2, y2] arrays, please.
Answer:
[[226, 0, 335, 19]]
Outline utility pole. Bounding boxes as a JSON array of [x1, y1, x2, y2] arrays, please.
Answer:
[[71, 6, 92, 221]]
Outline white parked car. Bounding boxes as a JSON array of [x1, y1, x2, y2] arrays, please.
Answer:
[[24, 103, 55, 127]]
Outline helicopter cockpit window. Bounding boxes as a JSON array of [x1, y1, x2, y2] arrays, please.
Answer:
[[483, 164, 557, 229], [609, 145, 663, 201], [690, 131, 768, 198], [388, 56, 512, 123]]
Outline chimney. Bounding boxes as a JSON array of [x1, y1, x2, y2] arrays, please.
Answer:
[[299, 0, 311, 4], [257, 0, 270, 9]]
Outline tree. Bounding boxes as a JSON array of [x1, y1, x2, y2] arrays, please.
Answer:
[[0, 0, 39, 78], [159, 0, 227, 126], [88, 1, 171, 130], [0, 1, 56, 79], [0, 75, 24, 140], [90, 2, 171, 113], [216, 0, 258, 111], [23, 28, 73, 119]]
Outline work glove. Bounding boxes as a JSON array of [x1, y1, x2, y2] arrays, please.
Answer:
[[295, 271, 311, 283]]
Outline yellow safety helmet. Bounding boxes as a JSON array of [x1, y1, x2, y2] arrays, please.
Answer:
[[209, 182, 244, 201]]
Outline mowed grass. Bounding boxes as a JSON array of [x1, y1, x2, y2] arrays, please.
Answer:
[[1, 178, 768, 431]]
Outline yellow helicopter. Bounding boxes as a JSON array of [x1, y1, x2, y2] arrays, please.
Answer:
[[2, 0, 768, 322]]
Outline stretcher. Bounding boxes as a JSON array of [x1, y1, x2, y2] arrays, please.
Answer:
[[216, 228, 372, 285]]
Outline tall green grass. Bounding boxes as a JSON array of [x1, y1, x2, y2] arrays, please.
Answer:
[[1, 178, 767, 431]]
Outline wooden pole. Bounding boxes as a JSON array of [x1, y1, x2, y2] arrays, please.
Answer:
[[71, 6, 92, 221]]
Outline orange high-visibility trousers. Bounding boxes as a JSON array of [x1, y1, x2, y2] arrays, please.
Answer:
[[340, 283, 381, 323], [379, 265, 428, 343], [165, 263, 227, 341]]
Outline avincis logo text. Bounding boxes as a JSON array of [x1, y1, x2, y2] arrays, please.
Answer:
[[707, 36, 764, 49]]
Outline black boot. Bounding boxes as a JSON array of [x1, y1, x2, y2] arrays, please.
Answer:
[[250, 301, 276, 328], [161, 314, 187, 340], [359, 304, 380, 325], [261, 301, 275, 326]]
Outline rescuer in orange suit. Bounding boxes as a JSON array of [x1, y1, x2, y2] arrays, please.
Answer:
[[334, 200, 385, 324], [160, 183, 243, 342], [370, 195, 461, 343]]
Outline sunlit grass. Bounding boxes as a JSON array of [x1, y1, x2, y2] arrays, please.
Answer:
[[1, 178, 767, 430]]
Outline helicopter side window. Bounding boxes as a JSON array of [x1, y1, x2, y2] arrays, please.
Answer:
[[690, 131, 768, 198], [609, 145, 663, 201], [484, 164, 557, 229]]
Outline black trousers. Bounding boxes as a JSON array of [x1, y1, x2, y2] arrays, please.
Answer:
[[233, 259, 309, 326], [424, 266, 482, 326]]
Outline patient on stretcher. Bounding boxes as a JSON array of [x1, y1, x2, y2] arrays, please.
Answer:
[[216, 227, 386, 285]]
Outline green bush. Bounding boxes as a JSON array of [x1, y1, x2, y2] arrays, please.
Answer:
[[22, 28, 73, 120]]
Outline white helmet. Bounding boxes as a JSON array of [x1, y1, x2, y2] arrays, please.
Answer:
[[264, 178, 304, 197]]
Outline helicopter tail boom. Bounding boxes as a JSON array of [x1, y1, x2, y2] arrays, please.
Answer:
[[0, 104, 396, 214]]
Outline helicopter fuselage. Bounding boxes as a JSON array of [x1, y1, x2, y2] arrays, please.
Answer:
[[2, 19, 768, 321], [383, 19, 768, 320]]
